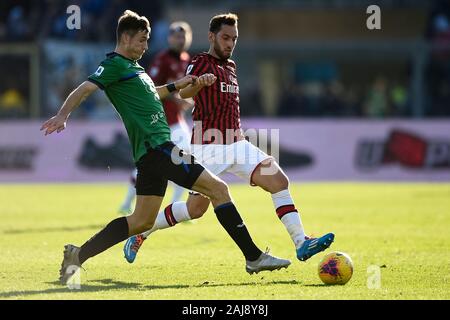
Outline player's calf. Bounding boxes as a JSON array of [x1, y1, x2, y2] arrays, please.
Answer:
[[187, 192, 210, 219]]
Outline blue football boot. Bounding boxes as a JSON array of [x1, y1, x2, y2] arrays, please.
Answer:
[[123, 234, 146, 263], [296, 233, 335, 261]]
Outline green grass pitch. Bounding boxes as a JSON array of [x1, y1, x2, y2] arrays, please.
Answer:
[[0, 182, 449, 300]]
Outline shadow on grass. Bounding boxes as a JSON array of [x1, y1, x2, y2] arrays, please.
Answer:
[[302, 283, 333, 287], [0, 279, 185, 299], [2, 225, 104, 235], [189, 279, 301, 289], [0, 279, 301, 298]]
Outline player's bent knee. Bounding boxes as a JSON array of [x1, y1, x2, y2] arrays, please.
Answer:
[[202, 177, 226, 195], [269, 173, 290, 193], [279, 174, 290, 190], [211, 180, 229, 200]]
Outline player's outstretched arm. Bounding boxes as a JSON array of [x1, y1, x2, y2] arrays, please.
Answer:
[[179, 73, 216, 99], [40, 81, 98, 136], [156, 75, 198, 100]]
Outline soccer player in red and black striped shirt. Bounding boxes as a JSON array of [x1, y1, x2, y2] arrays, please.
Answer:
[[185, 52, 241, 145], [124, 13, 335, 266]]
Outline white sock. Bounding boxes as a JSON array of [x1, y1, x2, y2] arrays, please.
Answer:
[[120, 169, 137, 210], [171, 183, 185, 203], [120, 184, 136, 210], [271, 189, 306, 249], [142, 202, 191, 238]]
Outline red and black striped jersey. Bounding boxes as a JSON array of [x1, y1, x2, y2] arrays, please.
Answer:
[[186, 52, 242, 145]]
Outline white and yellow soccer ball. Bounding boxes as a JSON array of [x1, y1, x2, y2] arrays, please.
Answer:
[[318, 251, 353, 285]]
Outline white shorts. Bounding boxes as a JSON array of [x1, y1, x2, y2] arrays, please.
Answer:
[[191, 140, 272, 185], [170, 122, 191, 153]]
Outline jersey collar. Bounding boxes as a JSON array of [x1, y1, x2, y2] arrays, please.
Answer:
[[206, 52, 228, 64], [107, 51, 136, 63]]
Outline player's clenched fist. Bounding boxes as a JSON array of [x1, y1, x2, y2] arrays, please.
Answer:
[[174, 75, 198, 90], [197, 73, 217, 87]]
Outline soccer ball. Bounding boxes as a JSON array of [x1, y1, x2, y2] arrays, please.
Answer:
[[318, 251, 353, 285]]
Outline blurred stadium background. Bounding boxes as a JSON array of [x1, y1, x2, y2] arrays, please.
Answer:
[[0, 0, 449, 301], [0, 0, 449, 183]]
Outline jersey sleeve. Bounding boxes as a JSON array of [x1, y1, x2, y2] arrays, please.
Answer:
[[186, 55, 210, 77], [87, 60, 122, 90]]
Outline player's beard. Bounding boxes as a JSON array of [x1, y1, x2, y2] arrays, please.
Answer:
[[214, 41, 232, 60]]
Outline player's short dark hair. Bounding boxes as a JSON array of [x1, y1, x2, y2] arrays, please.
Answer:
[[116, 10, 150, 43], [209, 13, 238, 34]]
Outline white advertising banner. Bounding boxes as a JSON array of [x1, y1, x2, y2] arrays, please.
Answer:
[[0, 121, 133, 182], [243, 119, 450, 182], [0, 119, 449, 182]]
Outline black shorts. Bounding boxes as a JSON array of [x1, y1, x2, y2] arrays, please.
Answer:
[[135, 141, 205, 196]]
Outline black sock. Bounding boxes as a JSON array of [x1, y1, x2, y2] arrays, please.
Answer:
[[214, 202, 262, 261], [78, 217, 129, 265]]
